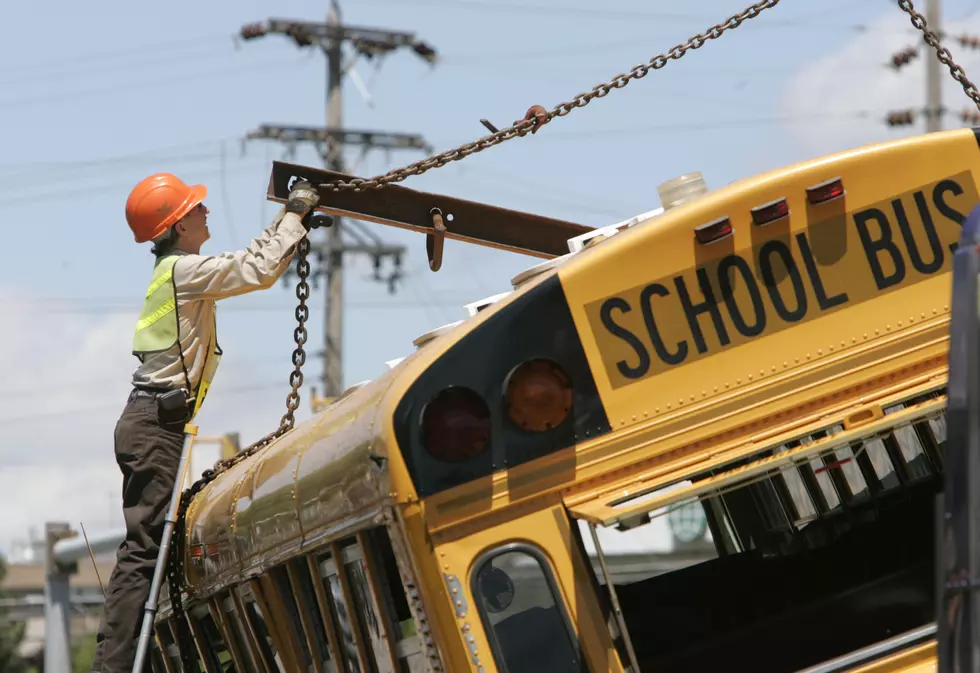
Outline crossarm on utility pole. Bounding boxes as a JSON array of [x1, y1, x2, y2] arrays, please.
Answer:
[[265, 160, 595, 259]]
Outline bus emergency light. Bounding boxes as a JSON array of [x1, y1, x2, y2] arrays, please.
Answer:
[[693, 216, 733, 245], [805, 177, 845, 205], [750, 197, 790, 226]]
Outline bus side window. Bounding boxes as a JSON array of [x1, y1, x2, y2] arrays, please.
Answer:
[[237, 582, 286, 672], [318, 546, 367, 673], [187, 602, 235, 672], [314, 529, 429, 673], [361, 527, 426, 673], [157, 619, 185, 672], [264, 567, 316, 672], [150, 633, 170, 673], [471, 546, 587, 673], [218, 592, 262, 673], [286, 556, 342, 672]]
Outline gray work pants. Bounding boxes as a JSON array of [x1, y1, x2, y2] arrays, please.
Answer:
[[90, 389, 186, 673]]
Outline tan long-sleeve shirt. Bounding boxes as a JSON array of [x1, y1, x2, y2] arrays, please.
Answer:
[[131, 208, 308, 391]]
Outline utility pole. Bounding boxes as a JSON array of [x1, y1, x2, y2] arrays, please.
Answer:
[[325, 1, 345, 400], [239, 5, 437, 398], [925, 0, 942, 132]]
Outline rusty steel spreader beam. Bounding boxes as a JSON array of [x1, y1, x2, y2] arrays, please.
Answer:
[[266, 160, 594, 262]]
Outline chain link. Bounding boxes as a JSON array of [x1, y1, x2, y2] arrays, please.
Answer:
[[309, 0, 780, 193], [898, 0, 980, 110]]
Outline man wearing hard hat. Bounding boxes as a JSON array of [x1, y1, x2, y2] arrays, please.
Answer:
[[90, 173, 320, 673]]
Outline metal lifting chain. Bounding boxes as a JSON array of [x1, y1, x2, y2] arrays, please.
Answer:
[[163, 236, 311, 669], [898, 0, 980, 111], [310, 0, 782, 193]]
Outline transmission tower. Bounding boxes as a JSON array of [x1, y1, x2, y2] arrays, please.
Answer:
[[239, 2, 437, 400]]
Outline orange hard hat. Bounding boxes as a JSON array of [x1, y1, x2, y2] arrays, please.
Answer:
[[125, 173, 207, 243]]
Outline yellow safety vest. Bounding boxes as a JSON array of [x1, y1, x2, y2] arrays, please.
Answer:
[[132, 254, 222, 419]]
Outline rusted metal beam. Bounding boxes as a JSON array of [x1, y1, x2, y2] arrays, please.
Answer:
[[265, 160, 594, 259]]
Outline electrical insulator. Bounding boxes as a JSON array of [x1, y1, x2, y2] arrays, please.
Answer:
[[413, 41, 438, 64], [240, 23, 266, 40], [889, 46, 918, 70], [957, 35, 980, 49], [961, 109, 980, 126], [885, 110, 916, 127]]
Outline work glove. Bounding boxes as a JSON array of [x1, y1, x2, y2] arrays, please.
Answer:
[[285, 180, 320, 218]]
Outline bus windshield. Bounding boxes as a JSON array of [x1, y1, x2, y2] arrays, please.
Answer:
[[570, 390, 946, 673]]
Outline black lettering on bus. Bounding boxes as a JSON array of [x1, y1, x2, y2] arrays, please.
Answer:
[[717, 255, 766, 337], [892, 193, 943, 274], [675, 268, 730, 355], [933, 178, 967, 225], [854, 208, 906, 290], [759, 240, 808, 322], [639, 283, 688, 365], [599, 297, 650, 379], [795, 233, 849, 310]]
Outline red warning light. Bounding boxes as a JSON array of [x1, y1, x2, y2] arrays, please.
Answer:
[[694, 217, 733, 245], [805, 177, 845, 205], [750, 198, 790, 226]]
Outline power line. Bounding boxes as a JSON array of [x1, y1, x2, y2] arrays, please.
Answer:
[[0, 381, 288, 428], [3, 298, 477, 314], [354, 0, 874, 30], [0, 55, 307, 111]]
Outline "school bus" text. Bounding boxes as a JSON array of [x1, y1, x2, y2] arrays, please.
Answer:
[[585, 172, 979, 389]]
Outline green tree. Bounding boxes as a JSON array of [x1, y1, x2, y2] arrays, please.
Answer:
[[73, 634, 97, 673], [0, 555, 29, 673]]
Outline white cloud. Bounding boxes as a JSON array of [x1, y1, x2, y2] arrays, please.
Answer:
[[781, 12, 980, 157], [0, 286, 311, 558]]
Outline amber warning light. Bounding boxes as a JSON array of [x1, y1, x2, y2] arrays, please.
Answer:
[[505, 359, 572, 432]]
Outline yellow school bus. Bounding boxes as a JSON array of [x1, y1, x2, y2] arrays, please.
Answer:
[[147, 125, 980, 673]]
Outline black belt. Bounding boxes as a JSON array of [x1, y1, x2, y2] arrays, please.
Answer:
[[129, 387, 174, 400]]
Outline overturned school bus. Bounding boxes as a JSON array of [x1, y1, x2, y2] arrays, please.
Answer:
[[147, 125, 980, 673]]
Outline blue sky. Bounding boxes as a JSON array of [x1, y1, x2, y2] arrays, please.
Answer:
[[2, 0, 979, 554]]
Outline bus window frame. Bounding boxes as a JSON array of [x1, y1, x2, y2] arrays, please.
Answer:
[[284, 558, 337, 673], [339, 533, 399, 673], [229, 584, 277, 673], [209, 594, 251, 673], [383, 510, 443, 671], [256, 572, 309, 673], [149, 637, 168, 673], [358, 528, 427, 670], [151, 628, 174, 673], [186, 602, 223, 673], [318, 542, 374, 672], [219, 591, 263, 673], [236, 579, 286, 672], [469, 541, 588, 673], [306, 553, 348, 670], [158, 618, 184, 672]]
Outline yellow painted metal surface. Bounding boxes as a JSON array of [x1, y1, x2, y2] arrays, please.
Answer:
[[431, 504, 626, 673], [182, 365, 404, 593], [846, 641, 936, 673], [565, 391, 946, 526]]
